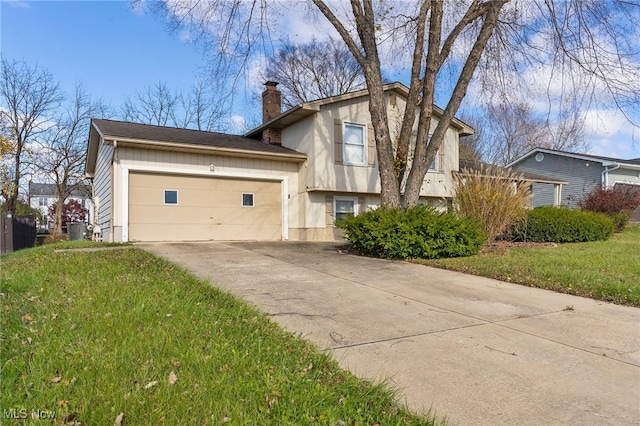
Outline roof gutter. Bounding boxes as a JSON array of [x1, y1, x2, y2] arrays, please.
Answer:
[[602, 163, 621, 188], [102, 136, 307, 162]]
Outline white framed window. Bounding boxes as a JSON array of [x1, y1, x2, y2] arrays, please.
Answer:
[[164, 190, 178, 205], [334, 196, 358, 222], [343, 122, 367, 165], [242, 193, 254, 207], [38, 197, 48, 207], [427, 134, 440, 172], [428, 151, 440, 172]]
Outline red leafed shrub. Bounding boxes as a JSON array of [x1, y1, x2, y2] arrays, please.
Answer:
[[578, 186, 640, 231], [48, 199, 87, 229], [579, 186, 640, 216]]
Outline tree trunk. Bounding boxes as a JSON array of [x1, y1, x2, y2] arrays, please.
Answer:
[[52, 199, 64, 237]]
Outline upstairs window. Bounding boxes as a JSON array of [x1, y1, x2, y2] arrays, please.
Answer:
[[427, 134, 442, 172], [343, 122, 367, 165], [38, 197, 48, 207], [429, 151, 440, 172]]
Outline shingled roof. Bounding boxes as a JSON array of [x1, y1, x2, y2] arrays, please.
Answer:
[[91, 119, 306, 157], [459, 159, 567, 184], [28, 182, 91, 198]]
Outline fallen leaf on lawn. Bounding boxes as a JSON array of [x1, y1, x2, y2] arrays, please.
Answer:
[[57, 400, 69, 408], [173, 360, 181, 369], [22, 314, 33, 321], [51, 376, 62, 383], [104, 312, 112, 318], [63, 411, 78, 425], [168, 371, 177, 385], [303, 362, 313, 372], [114, 412, 124, 426], [52, 313, 58, 320], [222, 417, 232, 423], [144, 381, 158, 389]]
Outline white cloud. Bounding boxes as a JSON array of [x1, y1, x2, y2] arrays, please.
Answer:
[[4, 1, 30, 9], [227, 114, 247, 133], [583, 109, 639, 158]]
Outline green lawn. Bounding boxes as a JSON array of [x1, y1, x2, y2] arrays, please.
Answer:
[[1, 244, 434, 425], [416, 224, 640, 307]]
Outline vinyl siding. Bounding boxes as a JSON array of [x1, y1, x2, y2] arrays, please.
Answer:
[[512, 153, 603, 207], [94, 141, 113, 241], [530, 183, 556, 207], [608, 167, 640, 187], [291, 92, 460, 198]]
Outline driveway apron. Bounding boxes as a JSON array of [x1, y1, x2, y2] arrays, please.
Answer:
[[141, 241, 640, 426]]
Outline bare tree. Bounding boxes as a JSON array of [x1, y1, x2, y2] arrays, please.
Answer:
[[478, 100, 588, 165], [180, 78, 226, 131], [36, 84, 109, 236], [121, 80, 225, 131], [455, 112, 484, 161], [141, 0, 640, 208], [0, 58, 63, 214], [122, 82, 180, 127], [264, 37, 367, 108]]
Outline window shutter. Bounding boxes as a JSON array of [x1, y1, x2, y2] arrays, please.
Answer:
[[334, 119, 343, 164], [325, 194, 334, 226], [368, 127, 375, 167]]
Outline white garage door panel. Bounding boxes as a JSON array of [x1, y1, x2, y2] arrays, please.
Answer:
[[128, 172, 282, 242]]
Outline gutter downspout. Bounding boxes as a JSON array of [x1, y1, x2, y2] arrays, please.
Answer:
[[602, 163, 620, 188], [111, 140, 118, 242]]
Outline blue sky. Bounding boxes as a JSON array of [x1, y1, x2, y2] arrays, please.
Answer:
[[1, 1, 209, 113], [1, 0, 639, 159]]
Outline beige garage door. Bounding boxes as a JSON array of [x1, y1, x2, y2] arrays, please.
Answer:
[[129, 172, 282, 242]]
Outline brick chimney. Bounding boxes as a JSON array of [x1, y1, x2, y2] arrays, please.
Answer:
[[262, 81, 282, 145]]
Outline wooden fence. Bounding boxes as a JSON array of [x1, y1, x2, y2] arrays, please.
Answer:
[[1, 214, 36, 254]]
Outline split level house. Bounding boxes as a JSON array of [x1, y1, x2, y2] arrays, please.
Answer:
[[508, 148, 640, 208], [84, 82, 475, 243]]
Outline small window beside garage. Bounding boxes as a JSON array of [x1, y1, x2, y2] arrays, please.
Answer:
[[242, 193, 254, 207], [164, 190, 178, 205]]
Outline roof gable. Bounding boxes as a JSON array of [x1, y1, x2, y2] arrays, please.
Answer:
[[507, 147, 640, 168], [244, 82, 475, 138]]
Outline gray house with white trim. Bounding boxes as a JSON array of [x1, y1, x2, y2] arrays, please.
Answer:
[[507, 148, 640, 207]]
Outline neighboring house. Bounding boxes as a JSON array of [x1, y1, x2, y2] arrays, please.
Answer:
[[28, 182, 93, 231], [458, 159, 567, 206], [84, 81, 474, 243], [507, 148, 640, 207]]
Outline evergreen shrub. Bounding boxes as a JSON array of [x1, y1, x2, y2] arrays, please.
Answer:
[[337, 205, 486, 259], [512, 206, 614, 243]]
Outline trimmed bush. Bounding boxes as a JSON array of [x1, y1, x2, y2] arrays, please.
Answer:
[[612, 212, 630, 232], [337, 205, 486, 259], [512, 206, 614, 243], [454, 164, 532, 241]]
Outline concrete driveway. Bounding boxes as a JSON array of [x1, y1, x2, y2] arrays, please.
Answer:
[[141, 241, 640, 425]]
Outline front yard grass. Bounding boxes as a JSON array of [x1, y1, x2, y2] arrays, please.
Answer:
[[1, 244, 434, 425], [415, 224, 640, 307]]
